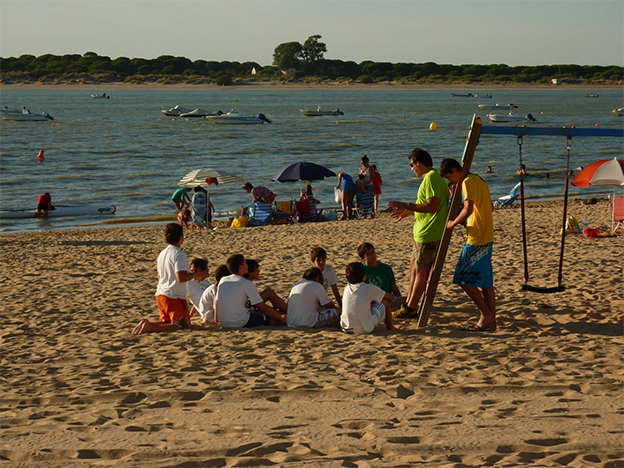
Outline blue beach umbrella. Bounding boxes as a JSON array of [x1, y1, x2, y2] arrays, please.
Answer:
[[271, 162, 336, 183]]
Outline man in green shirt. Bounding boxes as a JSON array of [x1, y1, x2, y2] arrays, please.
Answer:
[[388, 148, 449, 317]]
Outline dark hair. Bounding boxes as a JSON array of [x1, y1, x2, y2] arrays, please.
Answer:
[[164, 223, 183, 244], [306, 184, 313, 196], [243, 182, 253, 191], [310, 247, 327, 262], [183, 209, 191, 216], [409, 148, 433, 167], [357, 242, 375, 259], [246, 259, 259, 273], [190, 258, 208, 271], [361, 155, 369, 164], [346, 262, 365, 284], [226, 254, 246, 275], [371, 164, 377, 171], [439, 158, 462, 177], [303, 266, 324, 283], [214, 264, 231, 283]]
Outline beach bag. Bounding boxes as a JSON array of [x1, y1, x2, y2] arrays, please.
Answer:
[[238, 216, 249, 227], [565, 217, 581, 234], [334, 187, 342, 204], [230, 216, 241, 229]]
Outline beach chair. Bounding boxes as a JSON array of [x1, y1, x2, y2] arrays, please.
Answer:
[[272, 200, 293, 225], [610, 197, 624, 233], [294, 199, 322, 223], [249, 202, 272, 226], [494, 182, 521, 208]]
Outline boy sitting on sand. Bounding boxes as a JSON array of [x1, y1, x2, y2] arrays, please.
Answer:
[[244, 259, 289, 314], [340, 262, 396, 335], [215, 254, 287, 328], [357, 242, 406, 311], [132, 223, 202, 335], [310, 247, 342, 306], [197, 264, 230, 323], [287, 267, 341, 328], [186, 258, 211, 320]]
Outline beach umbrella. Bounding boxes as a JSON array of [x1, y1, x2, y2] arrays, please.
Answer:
[[571, 158, 624, 232], [571, 158, 624, 188], [179, 168, 244, 223], [271, 162, 336, 183]]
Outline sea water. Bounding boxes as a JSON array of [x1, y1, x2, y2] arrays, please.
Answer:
[[0, 87, 622, 233]]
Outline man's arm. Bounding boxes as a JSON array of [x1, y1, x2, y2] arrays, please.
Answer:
[[388, 196, 440, 221], [176, 270, 200, 283], [318, 300, 337, 311], [330, 284, 342, 307], [447, 199, 473, 230], [390, 282, 401, 297]]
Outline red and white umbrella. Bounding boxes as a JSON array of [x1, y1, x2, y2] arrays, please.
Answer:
[[571, 158, 624, 188], [572, 158, 624, 232]]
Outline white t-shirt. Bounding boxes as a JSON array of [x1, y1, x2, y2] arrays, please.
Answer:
[[155, 245, 189, 299], [198, 284, 217, 322], [321, 263, 340, 291], [287, 279, 332, 328], [186, 280, 210, 310], [340, 282, 386, 334], [215, 275, 263, 328]]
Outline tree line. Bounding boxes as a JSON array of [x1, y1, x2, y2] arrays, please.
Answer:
[[1, 36, 622, 85]]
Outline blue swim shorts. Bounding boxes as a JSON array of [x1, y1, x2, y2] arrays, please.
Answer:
[[453, 242, 494, 289], [244, 312, 272, 328]]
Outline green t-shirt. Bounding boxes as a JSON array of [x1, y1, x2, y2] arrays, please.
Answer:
[[364, 262, 396, 294], [413, 169, 449, 244]]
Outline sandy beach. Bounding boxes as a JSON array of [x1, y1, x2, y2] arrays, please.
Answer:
[[1, 199, 622, 467]]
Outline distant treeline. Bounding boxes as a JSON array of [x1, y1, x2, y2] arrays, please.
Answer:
[[1, 52, 622, 85]]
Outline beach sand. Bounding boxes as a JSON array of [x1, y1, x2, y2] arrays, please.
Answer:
[[1, 199, 622, 467]]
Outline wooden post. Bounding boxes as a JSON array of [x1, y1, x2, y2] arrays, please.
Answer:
[[417, 115, 483, 328]]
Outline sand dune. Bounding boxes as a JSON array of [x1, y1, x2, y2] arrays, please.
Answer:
[[1, 199, 622, 467]]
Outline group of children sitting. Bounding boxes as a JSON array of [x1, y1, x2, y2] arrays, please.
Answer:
[[132, 223, 405, 336]]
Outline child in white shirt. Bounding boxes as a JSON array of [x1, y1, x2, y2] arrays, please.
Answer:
[[310, 247, 342, 306], [340, 262, 396, 335], [287, 267, 340, 328], [197, 264, 230, 322]]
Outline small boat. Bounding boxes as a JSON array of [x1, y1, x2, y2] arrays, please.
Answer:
[[161, 105, 192, 116], [91, 93, 110, 99], [300, 107, 344, 117], [473, 93, 492, 99], [487, 112, 536, 123], [206, 111, 271, 124], [612, 107, 624, 117], [179, 108, 224, 118], [478, 103, 518, 110], [0, 106, 54, 121], [0, 205, 116, 220], [450, 93, 474, 97]]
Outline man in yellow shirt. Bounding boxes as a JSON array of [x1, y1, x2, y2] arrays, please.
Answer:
[[440, 158, 496, 331]]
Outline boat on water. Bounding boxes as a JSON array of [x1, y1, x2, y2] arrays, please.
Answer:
[[612, 107, 624, 117], [206, 111, 271, 124], [1, 106, 54, 121], [487, 112, 536, 123], [478, 103, 518, 110], [91, 93, 110, 99], [179, 108, 224, 118], [0, 205, 116, 220], [300, 107, 344, 117], [450, 93, 492, 98], [162, 105, 192, 116]]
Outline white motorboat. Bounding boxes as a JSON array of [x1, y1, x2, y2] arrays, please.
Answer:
[[487, 112, 536, 123], [179, 108, 224, 118], [478, 103, 518, 110], [161, 105, 192, 116], [206, 111, 271, 124], [0, 106, 54, 121], [612, 107, 624, 117], [0, 205, 116, 220], [91, 93, 110, 99], [300, 107, 344, 117]]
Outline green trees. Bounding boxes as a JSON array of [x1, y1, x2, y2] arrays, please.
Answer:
[[0, 50, 621, 85]]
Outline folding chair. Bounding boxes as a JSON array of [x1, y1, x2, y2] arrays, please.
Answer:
[[494, 182, 521, 208], [610, 197, 624, 232], [249, 202, 272, 226], [294, 199, 321, 223], [360, 193, 375, 217], [272, 200, 294, 225]]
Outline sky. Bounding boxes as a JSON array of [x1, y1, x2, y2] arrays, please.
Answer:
[[1, 0, 623, 67]]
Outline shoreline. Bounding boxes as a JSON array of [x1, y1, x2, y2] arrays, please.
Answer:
[[1, 81, 621, 91]]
